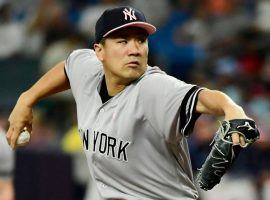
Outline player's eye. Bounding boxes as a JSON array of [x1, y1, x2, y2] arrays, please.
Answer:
[[138, 37, 147, 44], [117, 40, 128, 44]]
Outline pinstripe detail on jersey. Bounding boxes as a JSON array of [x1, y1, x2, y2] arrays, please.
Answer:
[[180, 86, 204, 136]]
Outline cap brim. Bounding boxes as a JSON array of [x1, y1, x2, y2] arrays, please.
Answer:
[[103, 22, 156, 38]]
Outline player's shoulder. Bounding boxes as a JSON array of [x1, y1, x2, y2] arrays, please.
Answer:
[[66, 48, 102, 75], [68, 49, 98, 63], [137, 66, 192, 99], [69, 48, 94, 55], [139, 66, 186, 87]]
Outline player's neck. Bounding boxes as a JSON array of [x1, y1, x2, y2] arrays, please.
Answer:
[[104, 75, 129, 96]]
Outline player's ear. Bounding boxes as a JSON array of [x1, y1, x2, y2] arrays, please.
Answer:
[[94, 43, 104, 61]]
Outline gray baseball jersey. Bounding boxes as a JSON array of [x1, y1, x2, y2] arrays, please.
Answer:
[[65, 49, 203, 200]]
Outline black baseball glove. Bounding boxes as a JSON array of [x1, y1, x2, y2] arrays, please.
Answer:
[[196, 119, 260, 191]]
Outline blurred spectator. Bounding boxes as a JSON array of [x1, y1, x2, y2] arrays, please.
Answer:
[[23, 109, 58, 151], [199, 175, 257, 200], [0, 1, 25, 58], [61, 125, 90, 200], [177, 5, 210, 48], [236, 27, 265, 79], [206, 0, 235, 17], [0, 116, 14, 200], [78, 0, 121, 41], [40, 32, 87, 74], [24, 0, 72, 57], [149, 0, 205, 80], [213, 54, 243, 104], [188, 115, 217, 170], [128, 0, 171, 27], [61, 125, 83, 153], [260, 54, 270, 84], [29, 0, 70, 44], [255, 0, 270, 32]]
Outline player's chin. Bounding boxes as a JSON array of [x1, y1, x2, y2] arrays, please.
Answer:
[[124, 69, 144, 80], [126, 65, 145, 75]]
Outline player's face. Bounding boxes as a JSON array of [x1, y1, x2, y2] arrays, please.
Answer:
[[95, 27, 149, 84]]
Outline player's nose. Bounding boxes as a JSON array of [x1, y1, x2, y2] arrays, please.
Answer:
[[127, 40, 141, 56]]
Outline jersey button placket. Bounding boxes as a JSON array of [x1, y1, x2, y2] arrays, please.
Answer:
[[95, 107, 105, 125], [97, 108, 105, 122]]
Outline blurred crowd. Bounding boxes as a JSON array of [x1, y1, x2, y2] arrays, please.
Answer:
[[0, 0, 270, 199]]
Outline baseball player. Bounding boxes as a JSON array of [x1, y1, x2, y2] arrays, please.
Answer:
[[6, 6, 259, 200]]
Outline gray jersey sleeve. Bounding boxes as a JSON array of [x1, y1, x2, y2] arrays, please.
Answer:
[[139, 73, 203, 142], [65, 49, 103, 101]]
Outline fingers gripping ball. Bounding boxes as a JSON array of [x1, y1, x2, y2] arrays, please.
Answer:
[[196, 119, 260, 191], [16, 129, 31, 146]]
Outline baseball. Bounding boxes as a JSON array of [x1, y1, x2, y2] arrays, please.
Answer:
[[17, 130, 30, 145]]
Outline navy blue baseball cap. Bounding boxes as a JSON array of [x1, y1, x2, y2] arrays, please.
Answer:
[[95, 6, 156, 43]]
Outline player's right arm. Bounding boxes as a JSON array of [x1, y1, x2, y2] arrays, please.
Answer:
[[6, 61, 70, 149]]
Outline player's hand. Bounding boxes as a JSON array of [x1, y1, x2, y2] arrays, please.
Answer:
[[6, 94, 33, 149], [225, 117, 250, 147], [225, 114, 250, 147], [232, 133, 246, 147]]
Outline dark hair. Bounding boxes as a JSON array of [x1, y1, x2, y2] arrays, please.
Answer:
[[99, 38, 106, 45]]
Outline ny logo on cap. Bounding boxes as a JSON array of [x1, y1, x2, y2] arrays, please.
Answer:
[[123, 8, 137, 21]]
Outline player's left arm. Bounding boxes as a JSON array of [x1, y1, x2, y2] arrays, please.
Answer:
[[195, 88, 249, 145], [195, 88, 260, 190]]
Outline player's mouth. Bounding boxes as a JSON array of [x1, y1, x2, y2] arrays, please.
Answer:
[[126, 61, 140, 67]]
